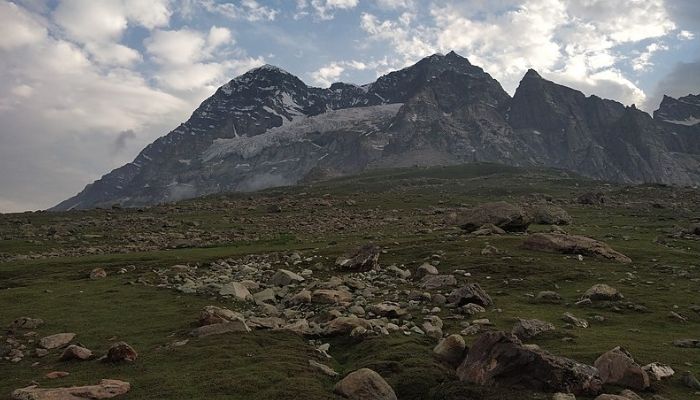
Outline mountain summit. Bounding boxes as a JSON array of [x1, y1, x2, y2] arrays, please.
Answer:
[[53, 52, 700, 210]]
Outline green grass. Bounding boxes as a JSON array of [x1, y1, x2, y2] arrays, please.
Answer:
[[1, 163, 699, 399]]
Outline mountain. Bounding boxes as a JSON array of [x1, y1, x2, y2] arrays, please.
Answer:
[[52, 52, 700, 210]]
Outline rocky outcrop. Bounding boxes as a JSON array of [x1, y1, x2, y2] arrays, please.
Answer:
[[594, 347, 650, 391], [522, 233, 631, 263], [456, 331, 602, 395]]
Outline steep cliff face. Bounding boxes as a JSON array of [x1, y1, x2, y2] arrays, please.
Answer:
[[53, 52, 700, 210]]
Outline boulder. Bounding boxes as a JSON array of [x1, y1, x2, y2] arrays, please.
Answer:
[[323, 317, 371, 336], [39, 333, 76, 350], [456, 331, 602, 396], [336, 244, 381, 272], [89, 268, 107, 279], [531, 204, 572, 225], [433, 334, 467, 366], [104, 342, 138, 363], [12, 379, 130, 400], [415, 263, 438, 278], [189, 320, 251, 337], [577, 192, 605, 205], [458, 202, 531, 233], [368, 301, 407, 318], [642, 362, 674, 381], [308, 359, 338, 377], [268, 269, 305, 286], [289, 289, 312, 305], [59, 345, 93, 361], [672, 338, 700, 348], [562, 313, 588, 328], [8, 317, 44, 330], [219, 282, 253, 301], [334, 368, 397, 400], [552, 394, 576, 400], [512, 318, 555, 340], [522, 233, 631, 263], [583, 284, 623, 301], [472, 223, 506, 236], [45, 371, 70, 379], [199, 306, 243, 326], [447, 284, 493, 307], [681, 371, 700, 390], [593, 347, 649, 391], [420, 274, 457, 290], [311, 289, 353, 304]]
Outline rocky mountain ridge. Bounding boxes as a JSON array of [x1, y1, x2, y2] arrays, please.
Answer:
[[53, 51, 700, 210]]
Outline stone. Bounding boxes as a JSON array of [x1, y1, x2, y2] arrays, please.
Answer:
[[311, 289, 353, 304], [89, 268, 107, 279], [415, 263, 438, 278], [433, 334, 466, 366], [199, 306, 243, 326], [642, 362, 674, 381], [673, 338, 700, 348], [577, 192, 605, 205], [594, 395, 627, 400], [522, 233, 631, 263], [583, 284, 623, 301], [419, 274, 457, 290], [552, 394, 576, 400], [531, 204, 572, 225], [324, 317, 372, 336], [190, 320, 251, 337], [460, 303, 486, 316], [456, 331, 602, 396], [562, 312, 588, 328], [447, 284, 493, 307], [247, 316, 285, 330], [268, 269, 305, 286], [336, 244, 381, 272], [472, 223, 506, 236], [253, 288, 277, 304], [619, 390, 644, 400], [59, 345, 93, 361], [681, 371, 700, 390], [593, 347, 649, 391], [289, 289, 312, 305], [104, 342, 138, 363], [39, 333, 76, 350], [536, 291, 562, 302], [308, 359, 338, 377], [8, 317, 44, 330], [512, 318, 555, 340], [219, 282, 252, 301], [12, 379, 130, 400], [368, 301, 407, 318], [45, 371, 70, 379], [458, 202, 531, 233], [334, 368, 397, 400]]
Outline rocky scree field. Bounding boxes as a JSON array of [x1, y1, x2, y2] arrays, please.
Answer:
[[1, 163, 700, 400]]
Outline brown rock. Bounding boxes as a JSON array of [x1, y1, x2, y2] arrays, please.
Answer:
[[198, 306, 243, 326], [189, 320, 251, 337], [512, 318, 555, 340], [311, 289, 353, 304], [456, 331, 602, 396], [59, 345, 93, 361], [336, 244, 380, 272], [9, 317, 44, 330], [433, 334, 467, 366], [39, 333, 76, 350], [89, 268, 107, 279], [447, 284, 493, 307], [522, 233, 631, 263], [583, 284, 623, 301], [45, 371, 70, 379], [458, 202, 531, 233], [419, 274, 457, 290], [323, 317, 371, 336], [12, 379, 130, 400], [593, 347, 649, 391], [334, 368, 397, 400], [103, 342, 138, 363]]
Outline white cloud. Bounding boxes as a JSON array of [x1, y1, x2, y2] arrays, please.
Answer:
[[146, 28, 209, 65], [0, 1, 47, 50], [208, 26, 233, 48], [311, 0, 358, 20], [374, 0, 413, 9], [311, 62, 345, 86], [678, 30, 695, 40], [361, 0, 679, 108], [199, 0, 278, 21]]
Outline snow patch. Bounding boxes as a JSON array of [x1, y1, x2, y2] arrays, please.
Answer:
[[203, 103, 402, 162]]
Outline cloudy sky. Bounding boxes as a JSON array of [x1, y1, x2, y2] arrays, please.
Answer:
[[0, 0, 699, 212]]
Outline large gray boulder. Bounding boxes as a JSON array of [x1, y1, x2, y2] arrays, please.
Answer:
[[456, 331, 602, 396], [334, 368, 397, 400], [458, 202, 531, 233], [522, 233, 631, 263]]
